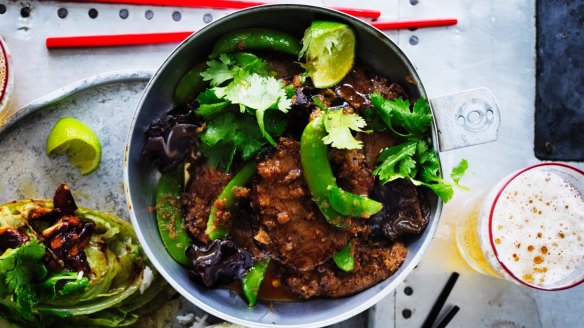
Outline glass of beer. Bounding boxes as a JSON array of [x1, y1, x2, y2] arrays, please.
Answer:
[[456, 162, 584, 290], [0, 36, 14, 119]]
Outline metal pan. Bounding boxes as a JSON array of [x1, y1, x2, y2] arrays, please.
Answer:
[[124, 4, 499, 327]]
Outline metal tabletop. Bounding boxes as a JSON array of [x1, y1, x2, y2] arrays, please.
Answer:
[[0, 1, 582, 327]]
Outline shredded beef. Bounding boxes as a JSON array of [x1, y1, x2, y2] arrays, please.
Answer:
[[329, 147, 374, 197], [341, 66, 409, 101], [281, 240, 407, 298], [251, 137, 349, 271]]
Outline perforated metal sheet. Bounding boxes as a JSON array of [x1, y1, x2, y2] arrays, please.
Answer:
[[1, 1, 582, 327]]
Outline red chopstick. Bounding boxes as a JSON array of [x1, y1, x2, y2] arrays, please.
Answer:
[[45, 18, 459, 49], [46, 32, 193, 48], [371, 18, 458, 30], [67, 0, 381, 18]]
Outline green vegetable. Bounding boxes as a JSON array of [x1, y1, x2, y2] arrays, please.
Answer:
[[414, 143, 469, 202], [373, 140, 418, 184], [210, 28, 302, 58], [333, 241, 354, 272], [370, 92, 432, 139], [373, 140, 469, 203], [200, 53, 291, 147], [242, 258, 270, 307], [174, 63, 207, 106], [207, 161, 257, 240], [156, 167, 192, 266], [215, 73, 291, 146], [370, 93, 469, 203], [199, 109, 285, 171], [329, 186, 382, 218], [301, 114, 381, 226], [0, 240, 48, 321], [42, 272, 89, 299], [322, 108, 368, 150], [0, 200, 170, 327], [361, 106, 388, 132], [201, 53, 270, 87], [300, 115, 350, 228]]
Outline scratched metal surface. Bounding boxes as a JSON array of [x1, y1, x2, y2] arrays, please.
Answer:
[[0, 0, 582, 328]]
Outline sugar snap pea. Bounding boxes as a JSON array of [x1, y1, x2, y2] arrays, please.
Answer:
[[300, 115, 383, 227], [300, 115, 350, 228], [242, 258, 270, 306], [333, 240, 354, 272], [210, 28, 302, 58], [329, 186, 383, 219], [174, 63, 207, 106], [156, 167, 192, 266], [206, 161, 257, 240]]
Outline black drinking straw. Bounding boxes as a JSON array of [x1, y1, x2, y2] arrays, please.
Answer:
[[420, 272, 460, 328], [435, 305, 460, 328]]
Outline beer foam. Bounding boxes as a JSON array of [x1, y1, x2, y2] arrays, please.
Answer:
[[491, 169, 584, 288], [0, 46, 6, 92]]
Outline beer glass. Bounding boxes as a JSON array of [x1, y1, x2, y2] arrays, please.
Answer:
[[456, 163, 584, 290]]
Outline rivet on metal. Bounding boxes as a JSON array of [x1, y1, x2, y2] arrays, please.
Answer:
[[409, 35, 419, 45], [119, 9, 129, 19]]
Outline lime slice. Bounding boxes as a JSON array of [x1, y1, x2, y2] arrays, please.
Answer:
[[300, 21, 356, 89], [46, 117, 102, 175]]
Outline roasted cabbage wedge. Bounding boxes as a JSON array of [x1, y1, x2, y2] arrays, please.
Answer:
[[0, 185, 172, 327]]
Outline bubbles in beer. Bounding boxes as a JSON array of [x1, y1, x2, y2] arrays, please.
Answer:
[[491, 169, 584, 288]]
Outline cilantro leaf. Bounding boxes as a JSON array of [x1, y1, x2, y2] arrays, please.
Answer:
[[199, 52, 291, 147], [372, 141, 417, 183], [201, 53, 269, 87], [370, 92, 432, 138], [197, 89, 222, 104], [200, 112, 236, 146], [0, 240, 48, 321], [451, 159, 470, 190], [373, 139, 469, 203], [322, 109, 368, 149], [196, 102, 231, 120], [215, 73, 291, 146], [200, 141, 236, 171], [361, 106, 387, 132], [199, 109, 286, 171], [201, 54, 234, 86]]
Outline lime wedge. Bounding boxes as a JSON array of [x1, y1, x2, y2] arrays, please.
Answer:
[[300, 21, 356, 89], [46, 117, 102, 175]]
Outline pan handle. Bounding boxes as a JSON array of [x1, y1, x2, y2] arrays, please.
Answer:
[[430, 87, 500, 152]]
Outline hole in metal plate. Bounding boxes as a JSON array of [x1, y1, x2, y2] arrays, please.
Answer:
[[88, 8, 98, 19], [172, 11, 182, 21], [119, 9, 129, 19], [57, 8, 68, 19]]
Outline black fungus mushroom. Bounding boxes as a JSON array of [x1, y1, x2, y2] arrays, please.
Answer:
[[369, 179, 430, 241], [186, 239, 253, 287], [143, 108, 200, 172]]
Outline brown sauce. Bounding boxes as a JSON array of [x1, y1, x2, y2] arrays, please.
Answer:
[[222, 262, 297, 302]]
